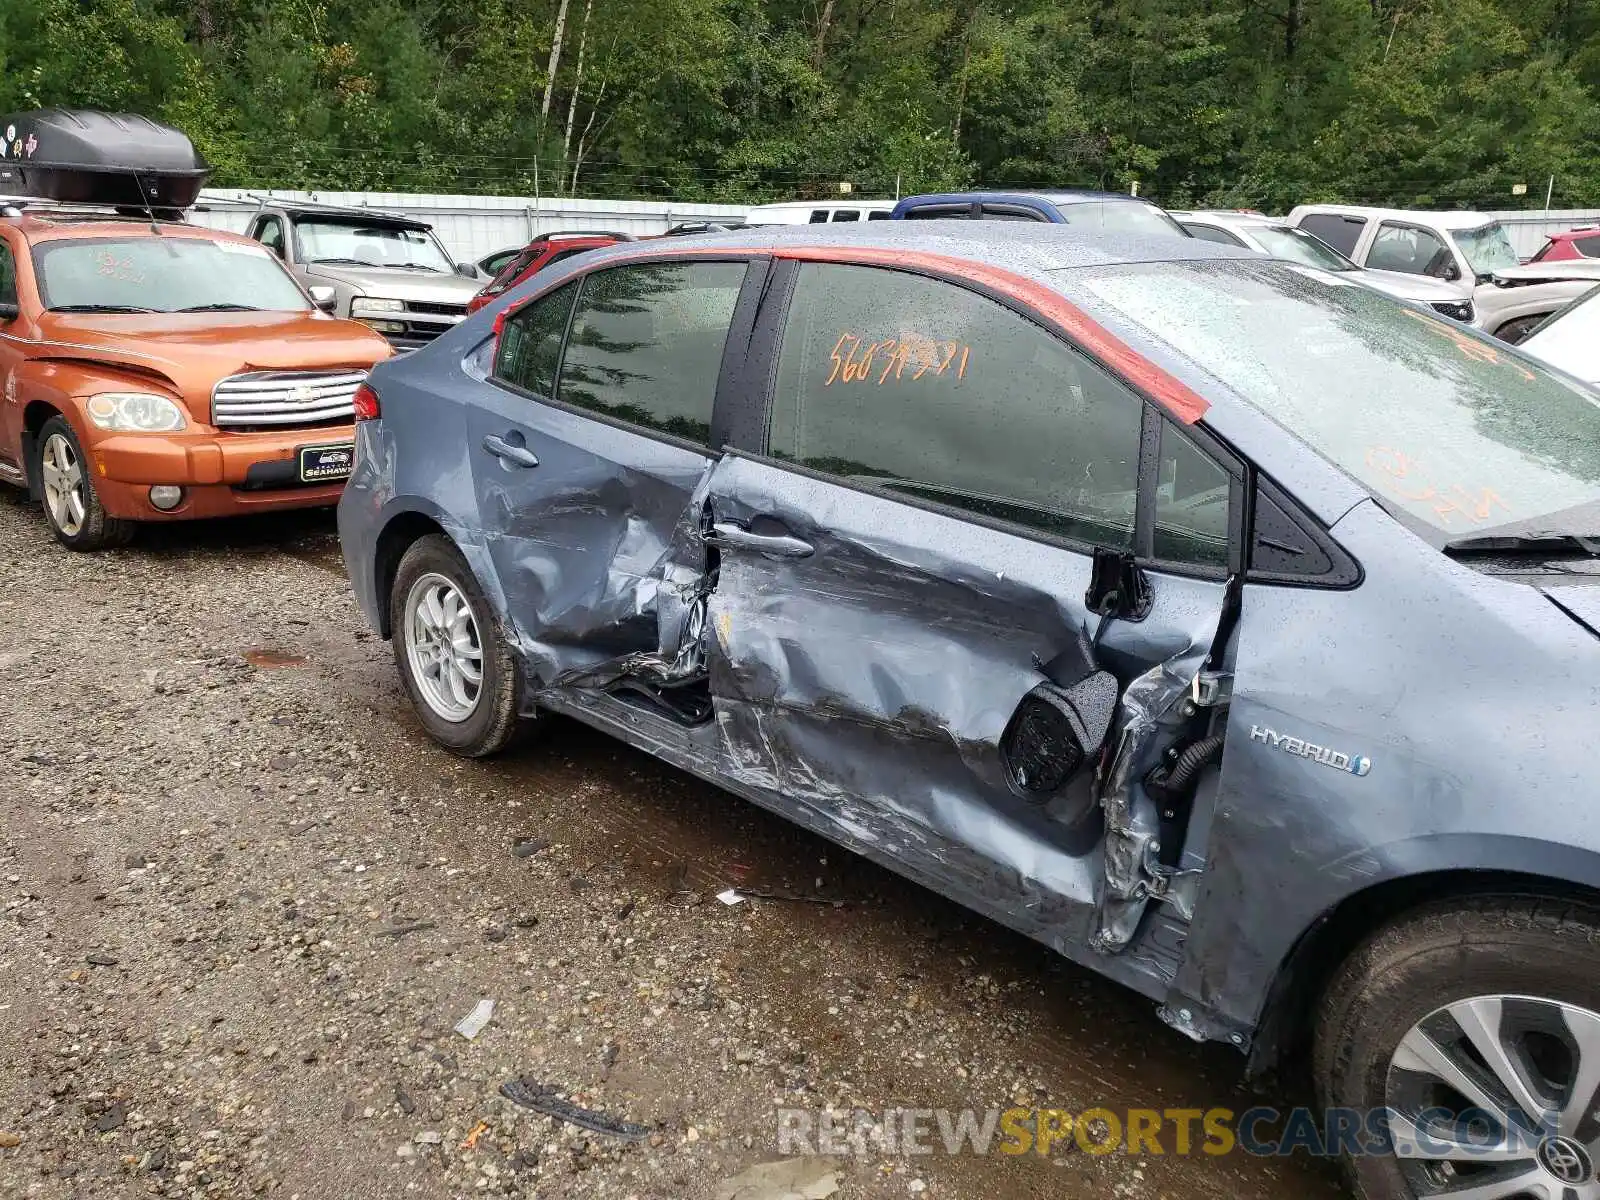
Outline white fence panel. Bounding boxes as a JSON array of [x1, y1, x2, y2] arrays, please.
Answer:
[[190, 189, 752, 262], [1480, 210, 1600, 258]]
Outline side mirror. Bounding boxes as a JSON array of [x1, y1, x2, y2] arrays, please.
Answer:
[[456, 262, 478, 279], [308, 285, 337, 313], [1442, 261, 1462, 282], [0, 300, 18, 322]]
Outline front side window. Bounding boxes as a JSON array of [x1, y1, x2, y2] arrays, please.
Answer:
[[768, 263, 1143, 547], [555, 260, 746, 446], [294, 218, 455, 273], [1248, 226, 1359, 272], [1054, 200, 1189, 238], [1069, 259, 1600, 544], [494, 281, 578, 398], [1184, 223, 1247, 247], [1297, 214, 1365, 256], [1368, 223, 1456, 279], [257, 217, 285, 258], [1453, 223, 1519, 277], [902, 205, 972, 221], [32, 236, 310, 313], [487, 248, 540, 292]]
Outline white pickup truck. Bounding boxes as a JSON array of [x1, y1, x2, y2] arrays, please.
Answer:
[[1286, 204, 1593, 343]]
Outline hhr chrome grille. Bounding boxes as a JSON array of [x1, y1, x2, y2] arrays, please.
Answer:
[[211, 369, 366, 428]]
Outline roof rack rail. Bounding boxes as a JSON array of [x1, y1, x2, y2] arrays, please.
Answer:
[[538, 229, 637, 241], [244, 192, 427, 225]]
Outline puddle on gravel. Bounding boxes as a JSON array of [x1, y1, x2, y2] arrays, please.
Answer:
[[243, 648, 309, 668]]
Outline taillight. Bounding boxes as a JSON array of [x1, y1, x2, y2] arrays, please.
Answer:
[[353, 382, 380, 422]]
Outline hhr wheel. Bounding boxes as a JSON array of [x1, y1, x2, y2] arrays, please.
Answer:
[[33, 416, 133, 550], [390, 534, 525, 756], [1316, 896, 1600, 1200]]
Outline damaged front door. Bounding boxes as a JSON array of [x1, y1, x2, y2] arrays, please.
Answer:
[[470, 257, 758, 694], [701, 260, 1240, 968]]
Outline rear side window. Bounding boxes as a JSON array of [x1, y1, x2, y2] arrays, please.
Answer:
[[767, 263, 1143, 548], [494, 280, 578, 398], [1154, 422, 1231, 567], [867, 211, 892, 221], [555, 260, 746, 446], [1298, 213, 1365, 256], [1577, 235, 1600, 259], [901, 204, 972, 221], [0, 240, 16, 307], [830, 210, 860, 222]]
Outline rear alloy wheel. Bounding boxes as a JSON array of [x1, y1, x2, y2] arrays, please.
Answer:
[[1317, 897, 1600, 1200], [389, 534, 526, 757], [33, 416, 133, 550]]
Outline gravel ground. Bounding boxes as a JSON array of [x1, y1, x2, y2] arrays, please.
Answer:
[[0, 490, 1345, 1200]]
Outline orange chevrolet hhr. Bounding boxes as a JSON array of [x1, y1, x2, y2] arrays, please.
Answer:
[[0, 108, 392, 549]]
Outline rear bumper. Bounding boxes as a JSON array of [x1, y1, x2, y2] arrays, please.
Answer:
[[88, 424, 356, 521]]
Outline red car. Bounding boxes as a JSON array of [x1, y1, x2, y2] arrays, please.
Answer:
[[1529, 227, 1600, 262], [466, 231, 633, 314]]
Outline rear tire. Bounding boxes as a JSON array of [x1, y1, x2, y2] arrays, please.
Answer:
[[389, 533, 526, 757], [32, 416, 134, 551], [1315, 895, 1600, 1199]]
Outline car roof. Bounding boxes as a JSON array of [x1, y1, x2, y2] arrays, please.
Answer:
[[900, 189, 1151, 207], [481, 220, 1365, 523], [746, 200, 895, 212], [6, 212, 265, 246], [1290, 203, 1502, 231], [1176, 211, 1287, 230], [585, 218, 1242, 275], [266, 202, 432, 231]]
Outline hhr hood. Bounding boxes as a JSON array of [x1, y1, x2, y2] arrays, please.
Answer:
[[31, 310, 391, 400]]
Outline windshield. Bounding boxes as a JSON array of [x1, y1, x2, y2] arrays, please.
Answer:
[[1521, 285, 1600, 381], [1055, 200, 1189, 239], [1066, 259, 1600, 542], [33, 237, 310, 312], [296, 218, 455, 272], [1454, 223, 1520, 277], [1248, 225, 1358, 272]]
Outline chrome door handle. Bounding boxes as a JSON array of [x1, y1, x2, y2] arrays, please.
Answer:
[[710, 521, 813, 558], [482, 434, 539, 467]]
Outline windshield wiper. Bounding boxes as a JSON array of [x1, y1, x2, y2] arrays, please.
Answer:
[[388, 263, 445, 273], [1444, 531, 1600, 558], [176, 303, 263, 312], [48, 304, 157, 314], [309, 257, 370, 266]]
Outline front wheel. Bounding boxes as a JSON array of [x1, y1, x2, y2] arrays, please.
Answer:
[[1316, 896, 1600, 1199], [32, 416, 134, 550], [389, 533, 527, 757], [1493, 314, 1549, 345]]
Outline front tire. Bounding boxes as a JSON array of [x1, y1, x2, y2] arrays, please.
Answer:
[[389, 534, 526, 757], [33, 416, 134, 550], [1316, 895, 1600, 1200], [1493, 314, 1549, 345]]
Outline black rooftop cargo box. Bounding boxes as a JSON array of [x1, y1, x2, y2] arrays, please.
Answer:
[[0, 109, 211, 210]]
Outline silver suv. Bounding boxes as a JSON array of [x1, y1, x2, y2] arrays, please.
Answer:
[[246, 200, 482, 351]]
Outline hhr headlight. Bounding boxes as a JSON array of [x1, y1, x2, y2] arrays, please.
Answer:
[[85, 392, 188, 432]]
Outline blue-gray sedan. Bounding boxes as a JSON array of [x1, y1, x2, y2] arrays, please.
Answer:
[[339, 223, 1600, 1198]]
